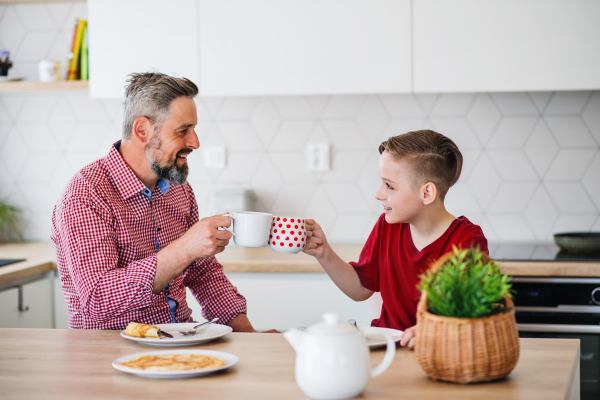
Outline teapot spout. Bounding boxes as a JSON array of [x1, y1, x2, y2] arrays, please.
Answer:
[[283, 328, 306, 353]]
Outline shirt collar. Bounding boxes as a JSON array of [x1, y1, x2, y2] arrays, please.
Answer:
[[105, 141, 170, 200]]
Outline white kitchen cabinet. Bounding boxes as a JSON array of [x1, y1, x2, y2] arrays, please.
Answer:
[[88, 0, 198, 98], [199, 0, 412, 96], [53, 271, 69, 329], [186, 273, 382, 331], [413, 0, 600, 93], [0, 274, 54, 329]]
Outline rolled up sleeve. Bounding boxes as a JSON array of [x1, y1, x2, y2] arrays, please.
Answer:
[[183, 257, 247, 324]]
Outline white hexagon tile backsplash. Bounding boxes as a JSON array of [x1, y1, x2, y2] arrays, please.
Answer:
[[0, 3, 599, 243]]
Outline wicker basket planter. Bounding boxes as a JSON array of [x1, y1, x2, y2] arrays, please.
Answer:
[[415, 252, 520, 384]]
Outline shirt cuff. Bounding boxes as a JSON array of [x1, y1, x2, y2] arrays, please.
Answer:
[[349, 261, 380, 292], [125, 254, 157, 306]]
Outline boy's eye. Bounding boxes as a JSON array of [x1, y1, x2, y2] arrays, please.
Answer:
[[386, 183, 393, 189]]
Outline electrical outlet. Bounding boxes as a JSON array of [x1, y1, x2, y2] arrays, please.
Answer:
[[306, 143, 330, 171], [204, 146, 226, 169]]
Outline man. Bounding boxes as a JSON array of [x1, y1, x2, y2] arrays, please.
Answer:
[[51, 72, 269, 332]]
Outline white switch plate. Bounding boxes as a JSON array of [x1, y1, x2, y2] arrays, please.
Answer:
[[204, 146, 226, 169], [306, 143, 330, 171]]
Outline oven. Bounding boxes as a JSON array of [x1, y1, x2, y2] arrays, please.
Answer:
[[512, 277, 600, 400]]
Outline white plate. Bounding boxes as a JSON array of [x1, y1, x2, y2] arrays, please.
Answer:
[[120, 323, 232, 346], [360, 327, 403, 348], [112, 349, 238, 379]]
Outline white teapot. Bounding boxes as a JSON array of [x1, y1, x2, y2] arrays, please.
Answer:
[[283, 312, 396, 399]]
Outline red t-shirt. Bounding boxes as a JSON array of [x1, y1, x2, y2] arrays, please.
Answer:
[[350, 215, 488, 331]]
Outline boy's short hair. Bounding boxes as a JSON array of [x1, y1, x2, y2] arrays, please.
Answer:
[[379, 130, 462, 200]]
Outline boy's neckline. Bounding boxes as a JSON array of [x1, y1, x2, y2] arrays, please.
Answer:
[[408, 216, 463, 253]]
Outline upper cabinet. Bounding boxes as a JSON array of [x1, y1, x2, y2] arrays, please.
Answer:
[[88, 0, 198, 98], [199, 0, 412, 96], [88, 0, 600, 97], [413, 0, 600, 93]]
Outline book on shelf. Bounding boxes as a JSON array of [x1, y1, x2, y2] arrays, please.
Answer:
[[65, 19, 78, 80], [80, 26, 88, 81], [68, 19, 87, 81]]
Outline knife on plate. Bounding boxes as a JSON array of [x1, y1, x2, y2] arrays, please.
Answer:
[[159, 329, 173, 338]]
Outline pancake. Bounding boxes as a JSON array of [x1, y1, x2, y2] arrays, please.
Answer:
[[118, 354, 226, 371], [125, 322, 160, 338]]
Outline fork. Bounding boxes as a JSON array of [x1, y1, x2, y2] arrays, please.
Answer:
[[178, 318, 219, 336], [349, 319, 370, 340]]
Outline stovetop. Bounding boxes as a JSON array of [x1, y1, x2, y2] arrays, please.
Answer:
[[488, 243, 600, 262]]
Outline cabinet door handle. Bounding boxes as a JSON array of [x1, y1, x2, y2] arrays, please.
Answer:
[[17, 286, 29, 312]]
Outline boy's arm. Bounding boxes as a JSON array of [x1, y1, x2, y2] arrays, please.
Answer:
[[304, 219, 374, 301]]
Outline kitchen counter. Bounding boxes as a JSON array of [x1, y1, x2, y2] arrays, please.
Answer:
[[0, 329, 580, 400], [0, 242, 56, 287], [1, 242, 600, 288]]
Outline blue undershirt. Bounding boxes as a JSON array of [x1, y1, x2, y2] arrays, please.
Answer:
[[141, 179, 178, 323]]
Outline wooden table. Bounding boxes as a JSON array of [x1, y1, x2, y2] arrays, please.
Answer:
[[0, 329, 580, 400]]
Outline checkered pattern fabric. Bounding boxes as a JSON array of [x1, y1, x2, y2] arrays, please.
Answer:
[[51, 143, 247, 330]]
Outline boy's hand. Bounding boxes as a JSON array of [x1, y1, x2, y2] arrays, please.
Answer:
[[400, 325, 416, 349], [303, 219, 328, 259]]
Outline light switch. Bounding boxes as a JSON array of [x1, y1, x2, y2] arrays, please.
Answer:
[[204, 146, 226, 169], [306, 143, 330, 171]]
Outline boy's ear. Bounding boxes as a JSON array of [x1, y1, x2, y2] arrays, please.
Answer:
[[422, 182, 437, 205]]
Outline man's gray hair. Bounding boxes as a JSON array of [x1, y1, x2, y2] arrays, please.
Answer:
[[122, 72, 199, 139]]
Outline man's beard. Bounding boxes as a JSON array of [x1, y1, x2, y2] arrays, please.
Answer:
[[145, 135, 190, 186]]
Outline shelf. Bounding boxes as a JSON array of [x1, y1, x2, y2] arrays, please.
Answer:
[[0, 80, 89, 93]]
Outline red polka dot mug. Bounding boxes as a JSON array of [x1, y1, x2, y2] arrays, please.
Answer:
[[269, 216, 307, 254]]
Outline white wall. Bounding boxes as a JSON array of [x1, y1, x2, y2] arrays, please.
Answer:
[[0, 2, 599, 244]]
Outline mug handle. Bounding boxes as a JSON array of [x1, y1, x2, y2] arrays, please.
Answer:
[[370, 333, 396, 378], [220, 213, 235, 236]]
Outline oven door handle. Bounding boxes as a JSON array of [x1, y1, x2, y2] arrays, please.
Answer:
[[518, 323, 600, 334]]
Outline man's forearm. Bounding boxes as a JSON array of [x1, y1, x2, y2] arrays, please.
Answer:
[[154, 239, 196, 293], [227, 313, 256, 332], [317, 244, 373, 301]]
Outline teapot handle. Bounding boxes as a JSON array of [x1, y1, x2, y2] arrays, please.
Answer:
[[371, 333, 396, 378]]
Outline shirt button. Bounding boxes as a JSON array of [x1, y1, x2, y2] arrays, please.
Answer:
[[157, 227, 161, 232]]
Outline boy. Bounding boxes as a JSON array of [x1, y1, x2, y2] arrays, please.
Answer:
[[303, 130, 488, 348]]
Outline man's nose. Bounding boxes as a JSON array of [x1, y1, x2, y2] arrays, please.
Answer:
[[188, 129, 200, 149]]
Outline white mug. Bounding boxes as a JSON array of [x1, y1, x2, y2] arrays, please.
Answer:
[[38, 60, 60, 82], [222, 211, 273, 247], [269, 216, 307, 254]]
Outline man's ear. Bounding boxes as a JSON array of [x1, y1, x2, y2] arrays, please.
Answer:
[[422, 182, 437, 205], [131, 116, 153, 144]]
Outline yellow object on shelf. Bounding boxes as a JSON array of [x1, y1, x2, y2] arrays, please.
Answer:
[[68, 19, 87, 81]]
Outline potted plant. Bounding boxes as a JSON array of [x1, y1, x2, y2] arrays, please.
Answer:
[[0, 199, 22, 242], [415, 246, 519, 384]]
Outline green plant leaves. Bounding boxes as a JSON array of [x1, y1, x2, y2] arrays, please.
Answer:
[[0, 200, 22, 242], [418, 246, 512, 318]]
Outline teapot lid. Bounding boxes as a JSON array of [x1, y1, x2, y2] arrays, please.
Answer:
[[308, 312, 357, 335]]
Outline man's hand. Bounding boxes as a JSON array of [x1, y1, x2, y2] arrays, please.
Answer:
[[400, 325, 416, 349], [303, 219, 328, 260], [227, 314, 279, 333], [153, 214, 232, 293], [178, 214, 233, 261]]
